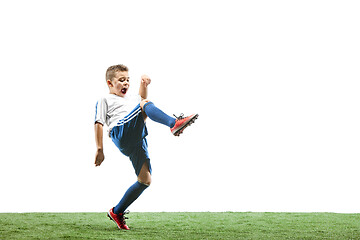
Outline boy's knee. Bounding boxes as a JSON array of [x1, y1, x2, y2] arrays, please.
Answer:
[[138, 163, 152, 186], [138, 178, 151, 186], [140, 99, 152, 110], [144, 180, 151, 186]]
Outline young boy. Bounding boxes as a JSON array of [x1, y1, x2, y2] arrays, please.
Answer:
[[94, 64, 198, 230]]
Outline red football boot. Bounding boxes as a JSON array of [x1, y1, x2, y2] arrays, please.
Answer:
[[171, 113, 199, 136], [107, 208, 130, 230]]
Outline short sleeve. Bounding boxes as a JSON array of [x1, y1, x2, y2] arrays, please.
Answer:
[[94, 98, 108, 125]]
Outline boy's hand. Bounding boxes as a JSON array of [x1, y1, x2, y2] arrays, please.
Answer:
[[141, 75, 151, 87], [95, 149, 105, 167]]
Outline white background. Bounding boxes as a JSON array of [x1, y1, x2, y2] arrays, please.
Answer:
[[1, 0, 359, 213]]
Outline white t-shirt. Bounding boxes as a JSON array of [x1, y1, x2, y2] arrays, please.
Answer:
[[95, 93, 141, 133]]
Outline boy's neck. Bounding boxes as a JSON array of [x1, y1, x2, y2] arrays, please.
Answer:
[[109, 92, 124, 97]]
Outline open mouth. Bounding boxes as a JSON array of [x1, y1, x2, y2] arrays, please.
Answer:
[[121, 88, 127, 94]]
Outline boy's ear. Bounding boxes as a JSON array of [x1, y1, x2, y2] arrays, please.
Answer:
[[107, 79, 113, 87]]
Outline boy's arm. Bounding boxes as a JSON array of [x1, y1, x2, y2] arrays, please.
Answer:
[[94, 122, 105, 166], [139, 75, 151, 99]]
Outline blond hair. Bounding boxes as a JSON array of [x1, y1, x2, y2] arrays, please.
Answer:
[[105, 64, 129, 81]]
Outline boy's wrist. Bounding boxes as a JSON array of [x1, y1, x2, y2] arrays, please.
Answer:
[[141, 81, 149, 87]]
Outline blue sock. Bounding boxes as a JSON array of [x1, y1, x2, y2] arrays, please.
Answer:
[[143, 102, 176, 128], [114, 181, 149, 214]]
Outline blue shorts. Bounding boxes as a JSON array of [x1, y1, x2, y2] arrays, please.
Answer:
[[110, 104, 152, 176]]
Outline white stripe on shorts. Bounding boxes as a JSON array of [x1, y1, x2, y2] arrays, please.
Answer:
[[108, 106, 142, 138], [116, 107, 142, 126]]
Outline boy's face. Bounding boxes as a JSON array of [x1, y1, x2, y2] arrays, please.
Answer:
[[107, 71, 130, 97]]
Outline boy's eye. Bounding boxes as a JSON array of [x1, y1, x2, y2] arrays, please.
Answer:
[[119, 78, 129, 82]]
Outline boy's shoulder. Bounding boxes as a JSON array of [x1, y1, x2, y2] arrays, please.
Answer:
[[98, 93, 119, 101], [98, 93, 140, 104]]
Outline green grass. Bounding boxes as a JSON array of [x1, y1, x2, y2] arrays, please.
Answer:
[[0, 212, 359, 239]]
